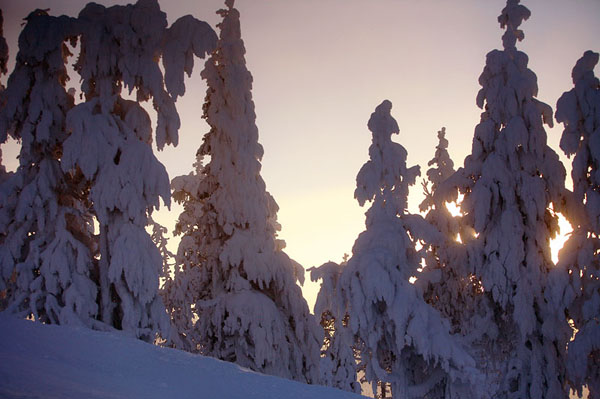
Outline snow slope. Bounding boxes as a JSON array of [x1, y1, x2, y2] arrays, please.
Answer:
[[0, 313, 365, 399]]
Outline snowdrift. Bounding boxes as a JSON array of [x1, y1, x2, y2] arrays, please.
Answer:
[[0, 313, 364, 399]]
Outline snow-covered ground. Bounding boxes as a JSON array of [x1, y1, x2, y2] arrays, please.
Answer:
[[0, 313, 365, 399]]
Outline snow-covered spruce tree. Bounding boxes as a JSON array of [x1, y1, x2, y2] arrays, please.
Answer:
[[337, 100, 476, 398], [0, 10, 101, 326], [61, 0, 216, 341], [418, 129, 493, 399], [551, 50, 600, 399], [418, 129, 476, 338], [162, 0, 322, 383], [309, 260, 360, 393], [437, 1, 571, 397], [161, 154, 204, 350]]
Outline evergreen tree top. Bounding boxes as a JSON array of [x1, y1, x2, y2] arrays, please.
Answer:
[[571, 50, 599, 86], [355, 100, 419, 219], [427, 128, 454, 185], [498, 0, 530, 51]]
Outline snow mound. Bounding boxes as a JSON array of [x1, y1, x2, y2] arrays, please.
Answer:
[[0, 313, 365, 399]]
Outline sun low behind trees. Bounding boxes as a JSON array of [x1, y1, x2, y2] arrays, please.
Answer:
[[435, 1, 571, 397], [0, 0, 598, 398]]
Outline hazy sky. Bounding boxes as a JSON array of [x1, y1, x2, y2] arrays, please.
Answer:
[[2, 0, 599, 308]]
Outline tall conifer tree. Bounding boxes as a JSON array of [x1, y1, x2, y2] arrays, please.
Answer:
[[336, 100, 476, 398], [163, 0, 322, 383], [0, 10, 98, 327], [437, 1, 570, 397], [552, 50, 600, 399]]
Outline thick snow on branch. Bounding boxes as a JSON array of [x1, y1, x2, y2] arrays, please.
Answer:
[[162, 15, 217, 100]]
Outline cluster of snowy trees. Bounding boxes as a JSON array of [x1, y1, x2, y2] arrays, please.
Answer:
[[310, 1, 599, 398], [0, 0, 321, 386], [0, 0, 598, 398], [0, 1, 216, 340]]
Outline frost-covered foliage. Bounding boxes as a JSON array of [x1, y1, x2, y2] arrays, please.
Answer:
[[59, 0, 216, 341], [149, 214, 174, 281], [335, 100, 477, 398], [310, 261, 360, 394], [437, 1, 570, 397], [418, 129, 479, 338], [418, 129, 492, 399], [418, 128, 462, 278], [551, 50, 600, 399], [0, 10, 100, 327], [420, 128, 455, 214], [162, 0, 321, 383]]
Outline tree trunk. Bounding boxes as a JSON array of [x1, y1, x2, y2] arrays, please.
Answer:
[[98, 223, 113, 326]]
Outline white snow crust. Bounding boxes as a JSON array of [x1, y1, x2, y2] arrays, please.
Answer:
[[331, 100, 478, 398], [0, 312, 365, 399]]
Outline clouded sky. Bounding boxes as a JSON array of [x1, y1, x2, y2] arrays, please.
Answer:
[[2, 0, 599, 308]]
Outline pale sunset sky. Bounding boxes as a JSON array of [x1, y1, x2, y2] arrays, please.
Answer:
[[1, 0, 599, 308]]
